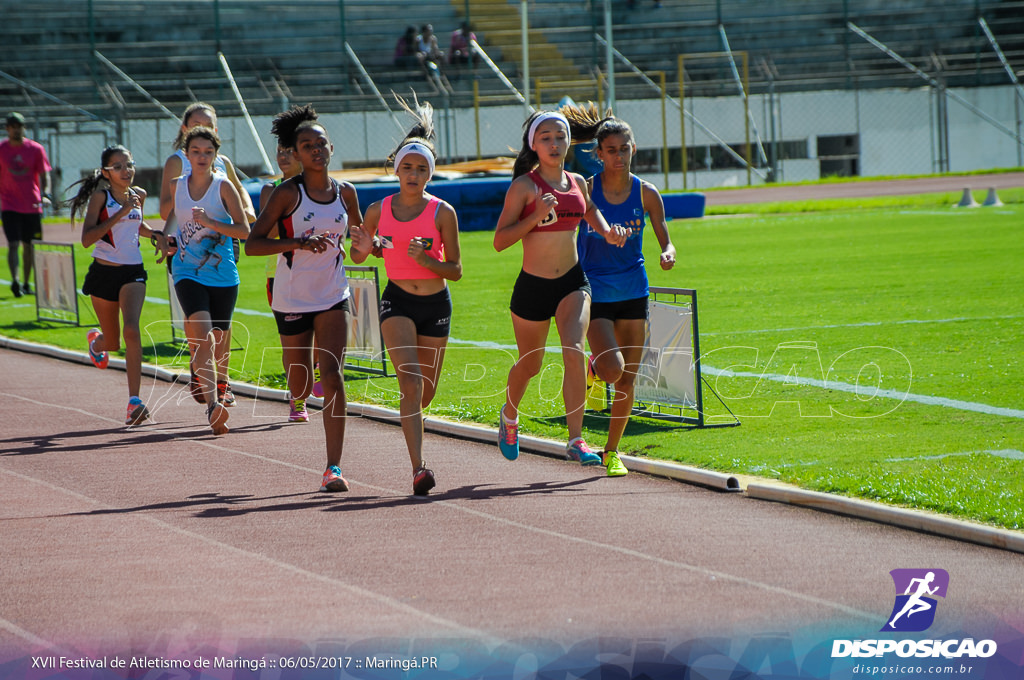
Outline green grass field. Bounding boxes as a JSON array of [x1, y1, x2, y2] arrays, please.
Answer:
[[2, 187, 1022, 530]]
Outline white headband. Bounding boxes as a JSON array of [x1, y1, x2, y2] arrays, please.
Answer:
[[528, 112, 571, 149], [394, 143, 435, 179]]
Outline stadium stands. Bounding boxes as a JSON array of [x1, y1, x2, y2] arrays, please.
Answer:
[[2, 0, 1022, 143]]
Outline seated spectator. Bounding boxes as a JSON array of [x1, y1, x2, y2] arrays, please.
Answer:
[[449, 22, 478, 67], [394, 26, 419, 69], [417, 24, 445, 65]]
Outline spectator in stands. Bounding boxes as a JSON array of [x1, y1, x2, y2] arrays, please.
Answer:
[[449, 22, 478, 69], [417, 24, 452, 92], [1, 112, 52, 298], [394, 26, 419, 69], [417, 24, 445, 65]]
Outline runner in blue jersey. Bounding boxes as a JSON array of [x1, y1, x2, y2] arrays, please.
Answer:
[[577, 117, 676, 476]]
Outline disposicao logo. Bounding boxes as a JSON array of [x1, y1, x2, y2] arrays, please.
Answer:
[[882, 568, 948, 632], [831, 568, 998, 660]]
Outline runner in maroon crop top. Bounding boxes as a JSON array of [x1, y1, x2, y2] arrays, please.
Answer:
[[492, 104, 628, 466]]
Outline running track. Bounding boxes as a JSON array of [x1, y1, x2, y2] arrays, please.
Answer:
[[1, 348, 1022, 668], [3, 175, 1024, 675]]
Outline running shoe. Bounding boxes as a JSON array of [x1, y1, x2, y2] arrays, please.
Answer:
[[604, 450, 628, 477], [21, 282, 32, 295], [189, 367, 205, 404], [207, 401, 230, 435], [217, 381, 236, 407], [498, 410, 519, 461], [289, 398, 309, 422], [413, 466, 436, 496], [320, 465, 349, 492], [86, 328, 108, 369], [311, 362, 324, 398], [125, 397, 150, 426], [11, 281, 21, 298], [566, 438, 602, 466]]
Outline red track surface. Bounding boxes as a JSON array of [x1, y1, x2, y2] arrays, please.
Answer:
[[1, 347, 1022, 660]]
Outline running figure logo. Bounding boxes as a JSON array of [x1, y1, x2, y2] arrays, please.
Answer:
[[882, 569, 949, 632]]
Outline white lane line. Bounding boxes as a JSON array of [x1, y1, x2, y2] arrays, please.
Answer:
[[446, 337, 1024, 420], [886, 449, 1024, 463], [702, 314, 1024, 337], [701, 365, 1024, 420], [0, 391, 877, 623], [144, 294, 272, 318], [0, 465, 497, 645], [0, 617, 65, 652]]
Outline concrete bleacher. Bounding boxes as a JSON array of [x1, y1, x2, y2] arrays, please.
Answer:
[[3, 0, 1022, 129], [0, 0, 519, 124], [583, 0, 1024, 97]]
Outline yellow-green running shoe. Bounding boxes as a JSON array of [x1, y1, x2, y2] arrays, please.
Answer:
[[605, 450, 628, 477]]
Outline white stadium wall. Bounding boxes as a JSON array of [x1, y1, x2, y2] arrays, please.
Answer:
[[61, 85, 1022, 196]]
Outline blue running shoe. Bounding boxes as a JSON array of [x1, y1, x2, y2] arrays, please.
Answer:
[[125, 397, 149, 426], [498, 411, 519, 461], [566, 438, 602, 466]]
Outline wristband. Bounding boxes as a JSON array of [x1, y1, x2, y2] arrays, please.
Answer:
[[150, 230, 165, 247]]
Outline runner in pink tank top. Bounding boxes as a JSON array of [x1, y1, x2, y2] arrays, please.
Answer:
[[351, 95, 462, 497]]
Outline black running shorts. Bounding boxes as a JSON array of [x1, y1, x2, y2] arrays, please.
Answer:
[[509, 263, 591, 322]]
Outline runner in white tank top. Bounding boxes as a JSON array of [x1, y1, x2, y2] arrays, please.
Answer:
[[91, 188, 145, 265], [66, 144, 169, 427], [246, 104, 363, 493], [168, 126, 250, 436], [158, 103, 255, 420], [270, 175, 350, 313]]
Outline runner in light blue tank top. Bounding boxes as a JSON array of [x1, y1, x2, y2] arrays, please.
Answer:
[[168, 125, 250, 436], [579, 117, 677, 477]]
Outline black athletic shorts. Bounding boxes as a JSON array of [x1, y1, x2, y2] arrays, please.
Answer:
[[509, 263, 591, 322], [379, 281, 452, 338], [590, 295, 649, 322], [81, 261, 147, 302], [172, 278, 239, 332], [273, 297, 350, 337], [2, 211, 43, 244]]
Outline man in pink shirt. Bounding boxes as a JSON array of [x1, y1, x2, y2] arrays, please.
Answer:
[[1, 112, 52, 297]]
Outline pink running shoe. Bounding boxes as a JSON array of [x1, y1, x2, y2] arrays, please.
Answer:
[[86, 328, 108, 369], [289, 398, 309, 423], [321, 465, 349, 492]]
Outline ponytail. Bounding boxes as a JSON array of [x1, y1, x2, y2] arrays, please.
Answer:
[[386, 93, 436, 173], [64, 144, 132, 223], [65, 170, 107, 223], [512, 102, 611, 178]]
